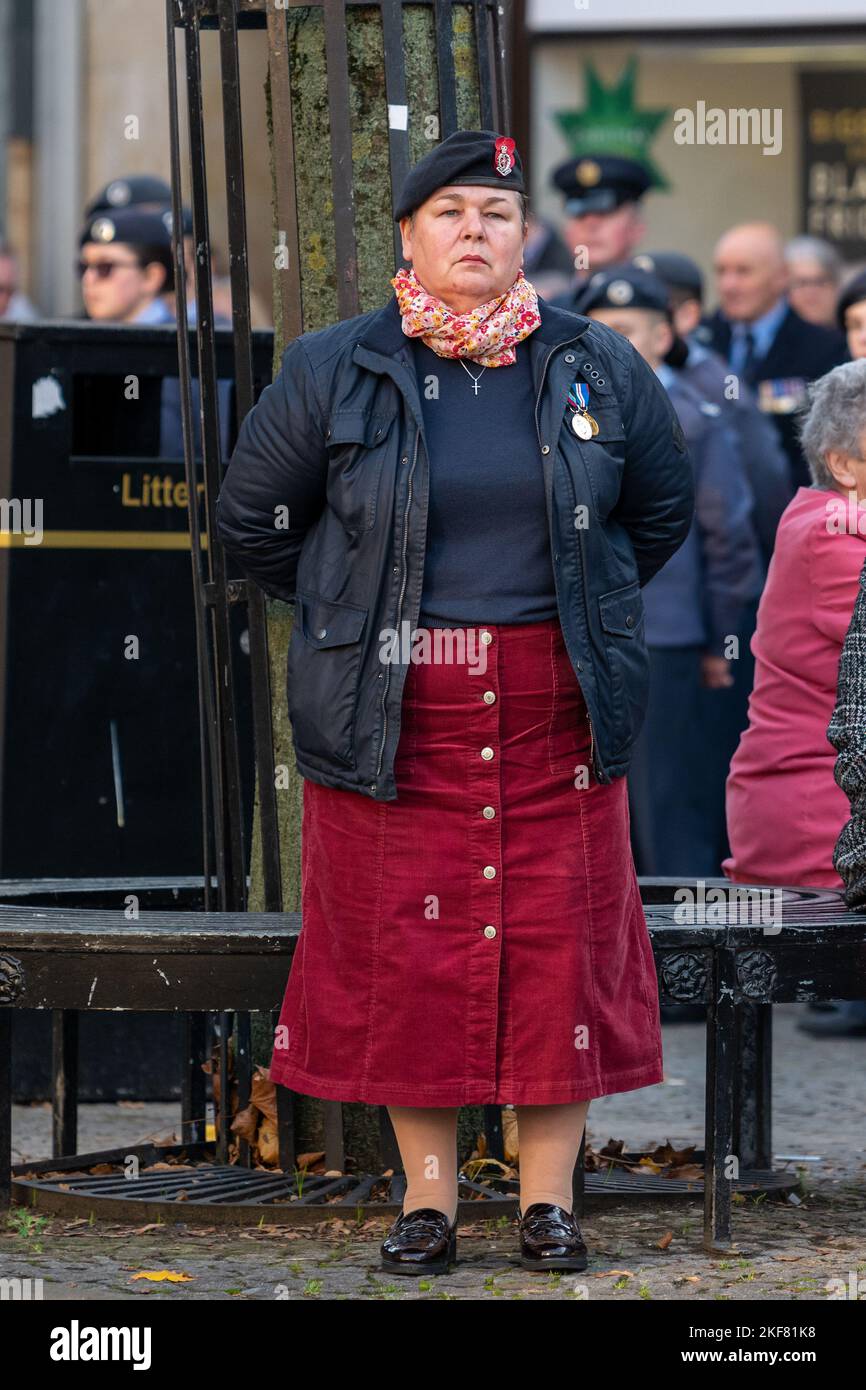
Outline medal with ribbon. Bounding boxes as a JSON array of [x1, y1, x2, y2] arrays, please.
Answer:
[[566, 381, 599, 439]]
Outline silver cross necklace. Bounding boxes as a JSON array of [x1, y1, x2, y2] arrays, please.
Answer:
[[460, 359, 488, 395]]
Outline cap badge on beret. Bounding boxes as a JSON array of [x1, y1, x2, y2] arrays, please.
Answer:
[[576, 159, 602, 187], [632, 253, 655, 273], [607, 279, 634, 305], [105, 180, 131, 207], [91, 216, 116, 243], [494, 136, 516, 177]]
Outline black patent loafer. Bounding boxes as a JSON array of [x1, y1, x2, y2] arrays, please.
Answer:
[[380, 1206, 457, 1276], [517, 1202, 588, 1271]]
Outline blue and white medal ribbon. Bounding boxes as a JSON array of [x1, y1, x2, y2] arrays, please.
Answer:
[[567, 381, 598, 439]]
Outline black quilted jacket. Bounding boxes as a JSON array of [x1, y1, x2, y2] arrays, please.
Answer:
[[216, 293, 694, 801]]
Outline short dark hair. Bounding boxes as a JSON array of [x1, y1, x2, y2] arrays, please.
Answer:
[[134, 245, 174, 294]]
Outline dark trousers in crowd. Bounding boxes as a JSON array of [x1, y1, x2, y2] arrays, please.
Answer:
[[694, 598, 760, 873], [628, 644, 720, 878]]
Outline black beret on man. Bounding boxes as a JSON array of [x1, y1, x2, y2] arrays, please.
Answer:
[[550, 153, 652, 217], [576, 263, 690, 368], [574, 263, 670, 316], [633, 250, 704, 302], [78, 206, 176, 292], [84, 175, 193, 235], [393, 128, 525, 223], [79, 206, 174, 251], [84, 175, 172, 218]]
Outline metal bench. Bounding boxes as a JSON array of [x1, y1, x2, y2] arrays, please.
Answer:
[[2, 878, 865, 1250]]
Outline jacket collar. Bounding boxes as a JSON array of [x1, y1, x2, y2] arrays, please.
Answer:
[[354, 288, 592, 357]]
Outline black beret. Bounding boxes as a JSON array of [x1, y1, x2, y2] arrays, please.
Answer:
[[79, 206, 174, 251], [84, 176, 193, 235], [550, 154, 652, 216], [836, 270, 866, 330], [633, 251, 703, 302], [574, 264, 671, 316], [84, 175, 172, 218], [394, 128, 525, 223]]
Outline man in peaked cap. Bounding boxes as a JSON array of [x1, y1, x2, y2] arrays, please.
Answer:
[[549, 154, 652, 313]]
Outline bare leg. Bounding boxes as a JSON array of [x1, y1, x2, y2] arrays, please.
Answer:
[[515, 1101, 589, 1213], [386, 1105, 460, 1224]]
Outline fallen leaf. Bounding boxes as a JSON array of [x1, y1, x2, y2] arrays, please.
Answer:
[[296, 1151, 325, 1171], [131, 1270, 195, 1283], [230, 1103, 259, 1145]]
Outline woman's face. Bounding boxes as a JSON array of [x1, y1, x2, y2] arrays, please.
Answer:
[[399, 185, 527, 314], [844, 300, 866, 361], [825, 426, 866, 504]]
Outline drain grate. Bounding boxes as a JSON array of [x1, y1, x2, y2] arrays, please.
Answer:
[[11, 1143, 797, 1225]]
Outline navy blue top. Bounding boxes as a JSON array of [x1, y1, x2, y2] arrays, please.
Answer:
[[411, 337, 558, 627]]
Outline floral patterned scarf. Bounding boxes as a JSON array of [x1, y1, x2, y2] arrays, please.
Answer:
[[390, 264, 541, 367]]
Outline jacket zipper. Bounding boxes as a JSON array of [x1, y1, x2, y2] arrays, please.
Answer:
[[376, 426, 420, 780], [533, 332, 601, 783]]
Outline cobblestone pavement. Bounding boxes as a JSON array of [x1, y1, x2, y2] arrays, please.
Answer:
[[5, 1005, 865, 1301], [2, 1187, 864, 1301]]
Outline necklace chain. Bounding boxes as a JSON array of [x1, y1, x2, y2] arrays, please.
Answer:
[[460, 358, 487, 395]]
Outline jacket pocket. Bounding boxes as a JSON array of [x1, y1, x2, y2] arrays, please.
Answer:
[[569, 403, 626, 518], [586, 403, 625, 444], [597, 580, 649, 754], [325, 409, 395, 532], [287, 590, 369, 768]]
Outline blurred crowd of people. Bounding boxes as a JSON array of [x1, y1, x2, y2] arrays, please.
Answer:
[[531, 149, 866, 1035]]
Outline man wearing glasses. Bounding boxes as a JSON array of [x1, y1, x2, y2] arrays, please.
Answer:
[[78, 207, 175, 326]]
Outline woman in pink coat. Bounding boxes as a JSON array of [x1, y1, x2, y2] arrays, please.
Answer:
[[724, 359, 866, 889]]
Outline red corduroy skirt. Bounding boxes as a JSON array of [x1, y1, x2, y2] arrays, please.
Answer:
[[269, 616, 664, 1106]]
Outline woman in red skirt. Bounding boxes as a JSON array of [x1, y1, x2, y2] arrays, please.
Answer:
[[216, 130, 694, 1275]]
